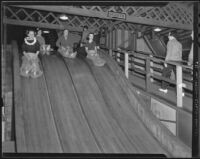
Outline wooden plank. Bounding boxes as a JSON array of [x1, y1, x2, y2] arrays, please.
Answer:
[[130, 73, 192, 113], [40, 55, 100, 153], [19, 73, 62, 152], [124, 53, 129, 78], [63, 57, 137, 153], [3, 18, 82, 32], [98, 50, 191, 157], [12, 41, 27, 152], [145, 57, 151, 91], [84, 56, 171, 155], [13, 41, 62, 152], [176, 65, 183, 107]]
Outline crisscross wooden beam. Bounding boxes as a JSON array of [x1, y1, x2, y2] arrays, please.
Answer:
[[12, 5, 192, 30]]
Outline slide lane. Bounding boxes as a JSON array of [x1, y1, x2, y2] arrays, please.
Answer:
[[63, 57, 138, 153], [82, 57, 170, 156], [15, 66, 62, 152], [40, 55, 100, 153]]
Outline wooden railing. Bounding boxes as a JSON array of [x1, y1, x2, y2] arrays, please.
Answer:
[[103, 47, 193, 108]]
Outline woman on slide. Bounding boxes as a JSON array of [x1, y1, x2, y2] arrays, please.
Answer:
[[85, 33, 106, 67], [56, 29, 77, 58], [20, 29, 43, 78]]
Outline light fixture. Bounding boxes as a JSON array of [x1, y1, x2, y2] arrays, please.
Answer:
[[43, 30, 50, 34], [59, 14, 68, 20], [154, 27, 162, 32]]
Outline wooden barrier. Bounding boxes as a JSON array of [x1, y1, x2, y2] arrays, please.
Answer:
[[103, 48, 193, 108], [99, 50, 191, 157]]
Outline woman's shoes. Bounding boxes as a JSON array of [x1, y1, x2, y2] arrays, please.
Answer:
[[30, 70, 43, 78]]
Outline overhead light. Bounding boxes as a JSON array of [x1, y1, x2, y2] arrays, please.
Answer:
[[59, 14, 68, 20], [154, 27, 162, 32], [43, 30, 50, 34]]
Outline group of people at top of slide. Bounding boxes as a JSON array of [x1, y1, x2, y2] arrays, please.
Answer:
[[20, 26, 106, 78], [20, 25, 193, 86]]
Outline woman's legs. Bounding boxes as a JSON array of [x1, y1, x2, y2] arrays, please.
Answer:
[[58, 46, 76, 58], [30, 57, 43, 78], [20, 55, 32, 77]]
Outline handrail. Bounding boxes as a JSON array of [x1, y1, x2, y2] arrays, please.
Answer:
[[99, 48, 191, 157], [115, 48, 192, 70], [102, 47, 193, 108]]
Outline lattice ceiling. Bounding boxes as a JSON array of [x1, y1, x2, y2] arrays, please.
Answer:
[[3, 2, 193, 35]]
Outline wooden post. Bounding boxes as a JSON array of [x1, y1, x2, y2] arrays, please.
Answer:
[[109, 49, 112, 57], [176, 65, 183, 107], [2, 120, 5, 142], [145, 57, 151, 91], [117, 52, 120, 62], [149, 55, 154, 83], [2, 105, 5, 142], [125, 52, 129, 78]]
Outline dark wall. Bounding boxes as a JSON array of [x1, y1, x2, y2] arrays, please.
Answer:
[[6, 25, 27, 50], [6, 25, 60, 51]]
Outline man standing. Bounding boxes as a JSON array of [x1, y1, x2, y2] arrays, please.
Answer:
[[76, 26, 90, 58], [159, 32, 182, 93]]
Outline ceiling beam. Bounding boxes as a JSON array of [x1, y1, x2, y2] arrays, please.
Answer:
[[157, 28, 176, 36], [108, 20, 123, 30], [3, 18, 83, 32], [12, 5, 193, 30]]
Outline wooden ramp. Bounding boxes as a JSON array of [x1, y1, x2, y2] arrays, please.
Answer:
[[13, 46, 191, 157]]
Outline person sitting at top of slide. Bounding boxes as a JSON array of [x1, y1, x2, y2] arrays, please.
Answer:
[[36, 28, 51, 55], [85, 33, 106, 67], [56, 29, 77, 58], [20, 29, 43, 78]]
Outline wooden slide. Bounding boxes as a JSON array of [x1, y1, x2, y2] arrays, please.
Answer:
[[12, 41, 191, 157]]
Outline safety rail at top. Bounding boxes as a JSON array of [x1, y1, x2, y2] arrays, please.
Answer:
[[101, 47, 193, 108]]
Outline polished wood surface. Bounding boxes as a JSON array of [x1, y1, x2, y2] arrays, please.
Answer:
[[13, 46, 190, 156], [82, 58, 170, 154], [64, 58, 134, 153], [41, 55, 100, 153]]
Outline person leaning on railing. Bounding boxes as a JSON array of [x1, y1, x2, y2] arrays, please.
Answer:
[[159, 31, 183, 94]]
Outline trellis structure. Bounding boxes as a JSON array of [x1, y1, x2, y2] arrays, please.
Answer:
[[3, 2, 193, 34]]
